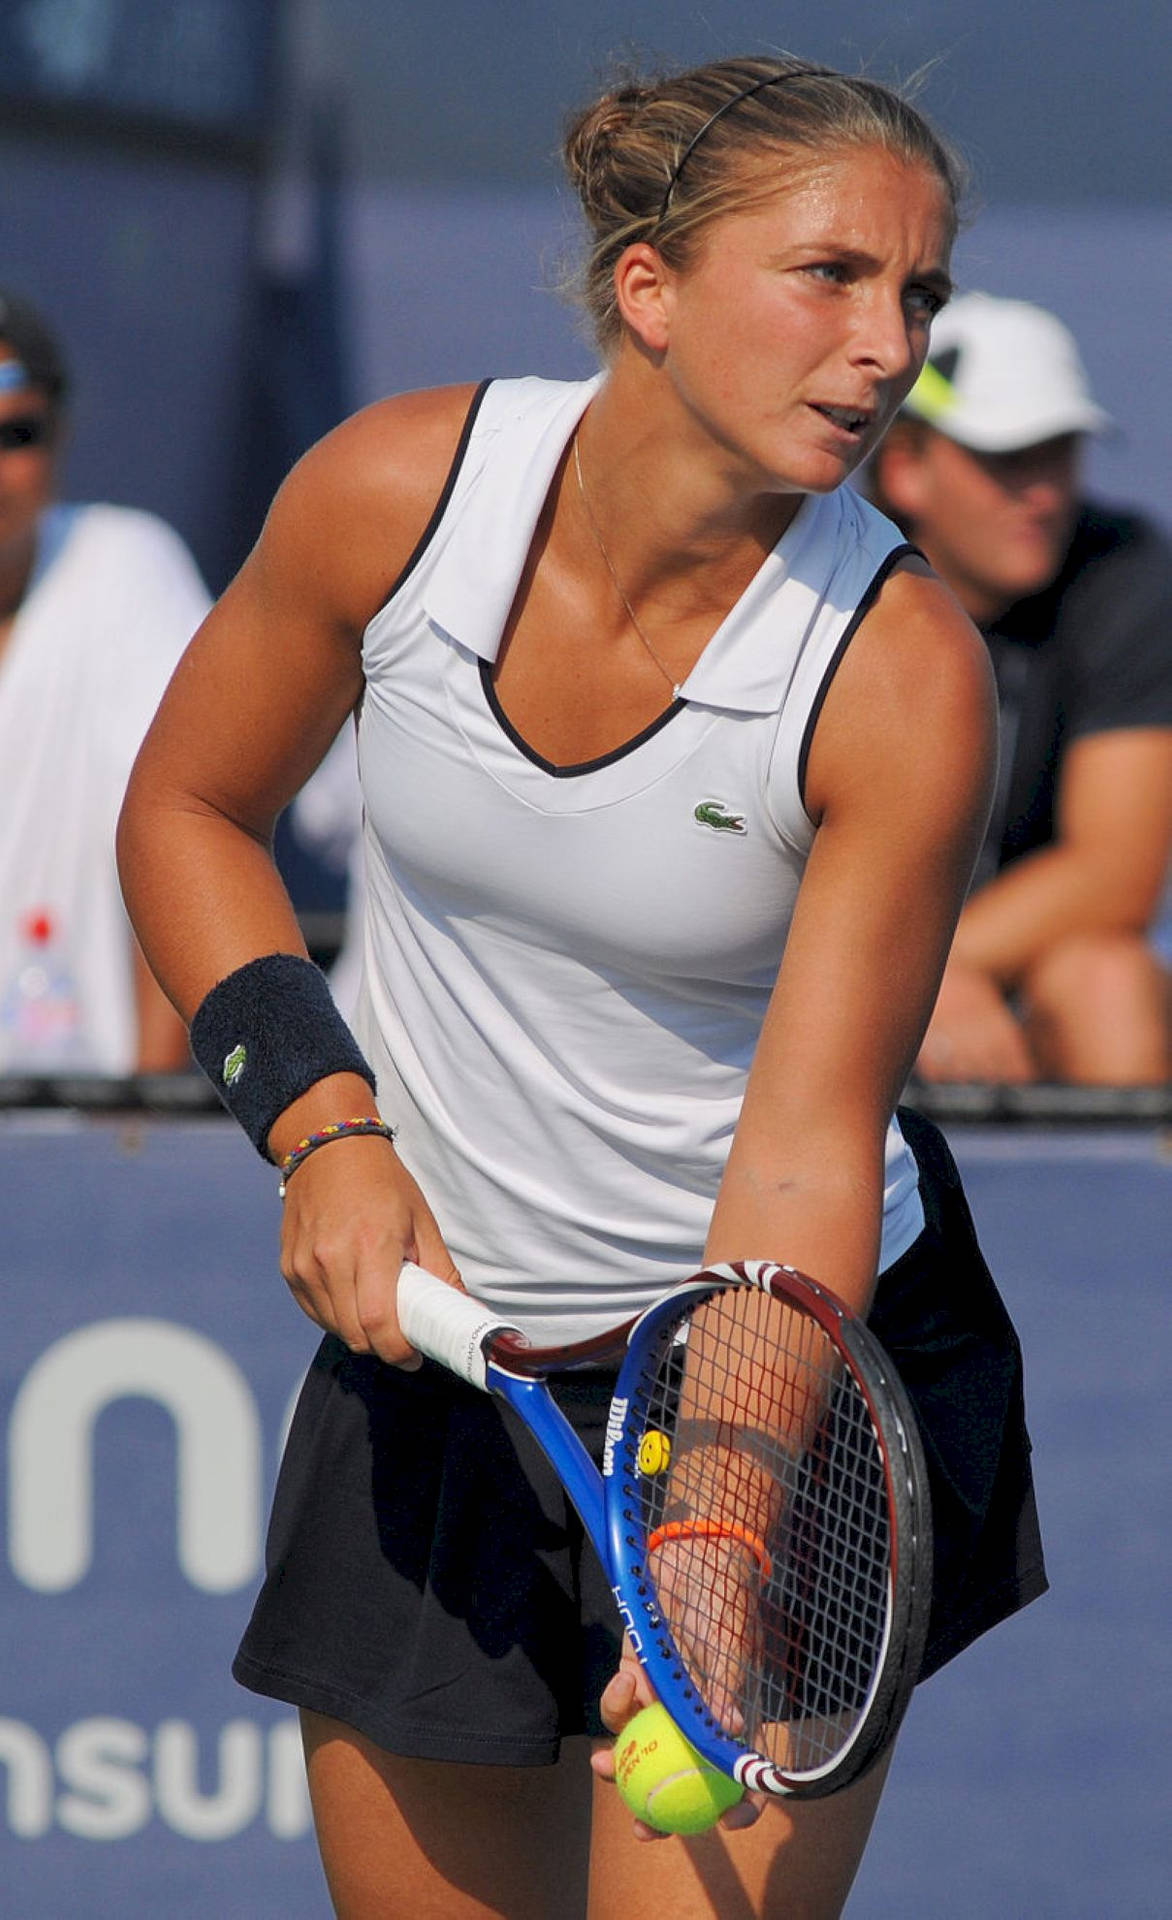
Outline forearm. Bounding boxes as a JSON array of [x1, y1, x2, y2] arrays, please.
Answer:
[[705, 1141, 884, 1319], [953, 840, 1160, 987], [117, 795, 308, 1024], [131, 938, 193, 1072]]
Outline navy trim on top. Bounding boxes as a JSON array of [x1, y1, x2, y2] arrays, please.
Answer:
[[479, 659, 685, 777], [796, 542, 922, 810], [381, 378, 492, 607]]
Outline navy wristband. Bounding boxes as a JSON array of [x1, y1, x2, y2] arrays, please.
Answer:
[[189, 953, 376, 1157]]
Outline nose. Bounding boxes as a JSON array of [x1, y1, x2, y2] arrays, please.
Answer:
[[1019, 471, 1068, 513], [849, 291, 918, 385]]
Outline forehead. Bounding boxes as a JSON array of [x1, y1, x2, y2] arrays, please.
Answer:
[[719, 143, 954, 247]]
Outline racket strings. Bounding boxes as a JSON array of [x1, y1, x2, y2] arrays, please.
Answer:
[[624, 1286, 893, 1775]]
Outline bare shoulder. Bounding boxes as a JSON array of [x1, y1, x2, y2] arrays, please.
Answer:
[[247, 382, 484, 633], [853, 557, 994, 717], [805, 556, 997, 823]]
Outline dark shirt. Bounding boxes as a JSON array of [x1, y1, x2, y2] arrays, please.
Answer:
[[976, 502, 1172, 886]]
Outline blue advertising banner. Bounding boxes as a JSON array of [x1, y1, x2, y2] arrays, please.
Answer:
[[1, 1115, 324, 1918], [2, 1112, 1170, 1915]]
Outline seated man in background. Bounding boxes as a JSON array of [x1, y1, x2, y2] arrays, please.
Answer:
[[0, 290, 210, 1074], [870, 292, 1172, 1084]]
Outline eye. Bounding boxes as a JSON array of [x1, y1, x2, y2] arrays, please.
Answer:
[[905, 285, 948, 324], [802, 260, 852, 286]]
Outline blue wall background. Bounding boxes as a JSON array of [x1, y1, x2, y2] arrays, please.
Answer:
[[1, 1118, 1169, 1916]]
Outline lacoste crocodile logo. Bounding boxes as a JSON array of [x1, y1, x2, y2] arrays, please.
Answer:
[[222, 1043, 248, 1086], [693, 799, 747, 834]]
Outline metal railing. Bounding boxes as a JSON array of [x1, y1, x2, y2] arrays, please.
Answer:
[[2, 1074, 1170, 1126]]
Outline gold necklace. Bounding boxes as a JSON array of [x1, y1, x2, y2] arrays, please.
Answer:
[[572, 431, 683, 700]]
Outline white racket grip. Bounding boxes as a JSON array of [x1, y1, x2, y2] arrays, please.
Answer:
[[396, 1262, 523, 1391]]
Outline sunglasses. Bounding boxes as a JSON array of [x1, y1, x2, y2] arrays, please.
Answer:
[[0, 415, 53, 451]]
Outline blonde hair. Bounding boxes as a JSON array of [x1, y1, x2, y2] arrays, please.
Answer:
[[563, 54, 966, 353]]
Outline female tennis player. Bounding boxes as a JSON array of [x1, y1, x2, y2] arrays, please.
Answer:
[[118, 54, 1046, 1919]]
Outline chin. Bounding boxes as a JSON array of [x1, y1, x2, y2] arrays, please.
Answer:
[[790, 452, 861, 496], [1002, 557, 1066, 603]]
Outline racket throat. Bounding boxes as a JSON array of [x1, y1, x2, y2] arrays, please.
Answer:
[[492, 1372, 609, 1559]]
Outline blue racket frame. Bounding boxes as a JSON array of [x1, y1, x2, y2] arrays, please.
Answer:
[[401, 1256, 928, 1800], [482, 1266, 792, 1791]]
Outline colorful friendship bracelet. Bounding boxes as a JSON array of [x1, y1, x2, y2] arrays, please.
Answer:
[[646, 1517, 774, 1580], [277, 1116, 397, 1197]]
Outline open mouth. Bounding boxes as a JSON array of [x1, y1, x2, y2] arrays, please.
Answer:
[[812, 404, 872, 437]]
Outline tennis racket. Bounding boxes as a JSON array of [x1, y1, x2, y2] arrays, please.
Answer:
[[396, 1258, 932, 1799]]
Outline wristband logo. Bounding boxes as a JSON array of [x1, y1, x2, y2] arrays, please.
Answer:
[[222, 1044, 247, 1086]]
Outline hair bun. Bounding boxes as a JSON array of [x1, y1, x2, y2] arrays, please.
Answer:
[[562, 82, 658, 231]]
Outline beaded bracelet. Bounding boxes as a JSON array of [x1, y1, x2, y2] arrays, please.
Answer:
[[277, 1117, 397, 1197]]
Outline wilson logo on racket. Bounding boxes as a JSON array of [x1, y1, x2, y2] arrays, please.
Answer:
[[693, 799, 747, 834], [602, 1398, 630, 1478], [222, 1044, 247, 1087]]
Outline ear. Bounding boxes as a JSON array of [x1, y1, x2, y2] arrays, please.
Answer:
[[613, 242, 673, 355]]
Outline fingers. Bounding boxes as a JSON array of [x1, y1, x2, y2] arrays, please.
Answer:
[[720, 1792, 764, 1831], [278, 1141, 455, 1366], [919, 966, 1040, 1084], [597, 1647, 659, 1737], [597, 1664, 640, 1737]]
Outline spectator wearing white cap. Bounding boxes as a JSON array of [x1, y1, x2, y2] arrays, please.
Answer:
[[870, 292, 1172, 1085]]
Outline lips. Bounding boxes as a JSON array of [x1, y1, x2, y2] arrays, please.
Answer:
[[811, 403, 873, 437]]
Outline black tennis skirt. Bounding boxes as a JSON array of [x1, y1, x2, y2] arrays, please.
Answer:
[[233, 1109, 1047, 1766]]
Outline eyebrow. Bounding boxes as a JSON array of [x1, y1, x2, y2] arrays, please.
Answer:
[[814, 244, 953, 295]]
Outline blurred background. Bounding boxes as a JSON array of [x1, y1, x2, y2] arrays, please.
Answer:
[[1, 5, 1169, 1915], [1, 0, 1168, 605]]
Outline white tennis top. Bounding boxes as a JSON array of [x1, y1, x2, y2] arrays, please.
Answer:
[[353, 376, 924, 1341]]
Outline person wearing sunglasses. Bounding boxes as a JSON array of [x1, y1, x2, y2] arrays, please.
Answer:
[[0, 289, 210, 1075]]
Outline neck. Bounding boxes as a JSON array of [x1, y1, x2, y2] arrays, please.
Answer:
[[576, 370, 801, 612]]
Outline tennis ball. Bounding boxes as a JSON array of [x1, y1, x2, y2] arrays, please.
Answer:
[[614, 1704, 744, 1835]]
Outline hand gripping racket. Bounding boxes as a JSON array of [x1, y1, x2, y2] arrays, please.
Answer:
[[396, 1259, 932, 1798]]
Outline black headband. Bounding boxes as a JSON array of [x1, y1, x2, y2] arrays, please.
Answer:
[[658, 66, 832, 222]]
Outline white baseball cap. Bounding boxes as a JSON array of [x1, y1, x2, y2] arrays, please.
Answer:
[[902, 292, 1113, 452]]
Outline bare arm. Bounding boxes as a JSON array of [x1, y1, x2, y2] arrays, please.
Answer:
[[705, 564, 997, 1314], [951, 727, 1172, 983], [915, 726, 1172, 1082], [118, 388, 481, 1018], [117, 385, 482, 1353], [598, 564, 996, 1767], [131, 935, 192, 1071]]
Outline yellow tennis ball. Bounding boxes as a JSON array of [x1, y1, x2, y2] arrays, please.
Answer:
[[614, 1704, 744, 1835]]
